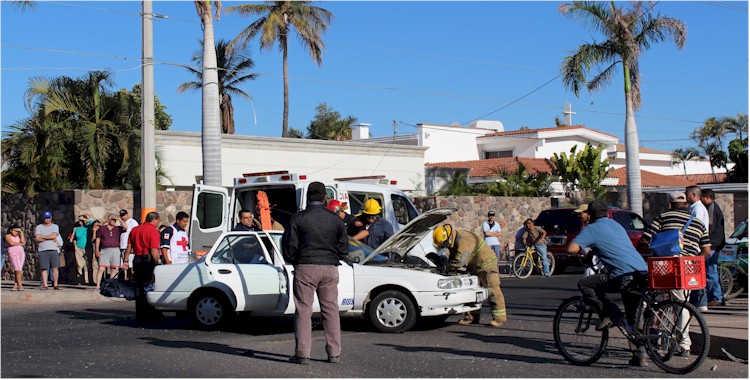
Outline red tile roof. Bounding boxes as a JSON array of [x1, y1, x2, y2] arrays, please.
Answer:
[[479, 125, 618, 139], [608, 167, 696, 187], [614, 144, 670, 155], [426, 157, 552, 178], [665, 173, 727, 184]]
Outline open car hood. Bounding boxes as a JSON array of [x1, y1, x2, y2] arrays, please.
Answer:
[[361, 207, 456, 264]]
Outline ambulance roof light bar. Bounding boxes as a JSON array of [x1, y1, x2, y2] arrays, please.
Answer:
[[334, 175, 396, 186]]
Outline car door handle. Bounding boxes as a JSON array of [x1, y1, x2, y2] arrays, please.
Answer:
[[218, 269, 232, 274]]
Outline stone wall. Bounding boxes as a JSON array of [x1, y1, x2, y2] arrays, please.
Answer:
[[414, 193, 737, 251], [413, 195, 552, 249], [2, 190, 192, 281], [608, 192, 735, 235]]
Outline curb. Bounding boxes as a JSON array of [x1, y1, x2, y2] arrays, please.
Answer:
[[1, 282, 126, 304]]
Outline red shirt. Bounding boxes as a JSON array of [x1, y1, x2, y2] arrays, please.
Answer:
[[128, 223, 160, 255]]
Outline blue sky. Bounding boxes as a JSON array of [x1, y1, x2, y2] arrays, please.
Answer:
[[2, 1, 748, 154]]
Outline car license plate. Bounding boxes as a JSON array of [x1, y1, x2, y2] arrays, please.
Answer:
[[547, 235, 567, 246], [476, 292, 485, 303]]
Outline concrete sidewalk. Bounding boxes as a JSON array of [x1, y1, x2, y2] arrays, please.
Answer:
[[1, 280, 124, 304], [2, 280, 747, 361]]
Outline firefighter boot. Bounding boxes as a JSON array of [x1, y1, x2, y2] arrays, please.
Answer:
[[458, 311, 480, 325], [489, 318, 505, 328]]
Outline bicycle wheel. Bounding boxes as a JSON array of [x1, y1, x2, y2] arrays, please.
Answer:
[[553, 296, 608, 366], [719, 264, 735, 299], [546, 253, 556, 276], [643, 299, 710, 374], [723, 264, 746, 299], [513, 253, 533, 279]]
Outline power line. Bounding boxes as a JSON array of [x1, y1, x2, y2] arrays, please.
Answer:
[[697, 1, 748, 12], [461, 74, 563, 125]]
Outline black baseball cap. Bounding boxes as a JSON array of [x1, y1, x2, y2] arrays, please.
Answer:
[[119, 209, 128, 217], [586, 200, 608, 219], [488, 211, 496, 216], [307, 181, 326, 202]]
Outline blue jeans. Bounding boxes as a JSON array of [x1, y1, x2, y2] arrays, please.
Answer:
[[536, 244, 550, 276], [705, 250, 724, 302], [489, 245, 500, 262]]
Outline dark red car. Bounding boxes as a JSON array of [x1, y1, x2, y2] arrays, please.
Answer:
[[533, 207, 650, 273]]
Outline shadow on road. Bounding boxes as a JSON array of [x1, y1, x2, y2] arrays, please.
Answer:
[[376, 342, 568, 365], [139, 337, 292, 364]]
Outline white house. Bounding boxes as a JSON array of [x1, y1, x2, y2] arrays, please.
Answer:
[[154, 131, 427, 193]]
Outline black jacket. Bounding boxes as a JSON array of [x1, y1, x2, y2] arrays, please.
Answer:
[[283, 202, 348, 266], [707, 202, 726, 251]]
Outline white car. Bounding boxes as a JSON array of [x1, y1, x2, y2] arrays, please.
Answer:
[[147, 208, 488, 333]]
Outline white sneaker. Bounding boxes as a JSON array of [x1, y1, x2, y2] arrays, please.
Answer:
[[698, 306, 708, 312]]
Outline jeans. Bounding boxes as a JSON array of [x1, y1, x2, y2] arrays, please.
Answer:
[[535, 244, 550, 276], [705, 250, 724, 302], [489, 245, 500, 262]]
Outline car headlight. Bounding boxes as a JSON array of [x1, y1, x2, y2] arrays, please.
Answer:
[[438, 278, 463, 289]]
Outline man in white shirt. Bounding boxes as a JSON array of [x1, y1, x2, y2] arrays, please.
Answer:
[[686, 185, 710, 311], [119, 209, 139, 279], [160, 212, 191, 264], [686, 186, 709, 232], [482, 211, 502, 261]]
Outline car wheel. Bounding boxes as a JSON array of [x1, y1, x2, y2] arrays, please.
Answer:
[[189, 290, 234, 330], [368, 290, 417, 333]]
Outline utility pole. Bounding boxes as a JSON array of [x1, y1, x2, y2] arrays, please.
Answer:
[[141, 0, 156, 222], [392, 120, 397, 144]]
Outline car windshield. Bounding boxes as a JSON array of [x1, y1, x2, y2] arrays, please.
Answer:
[[730, 221, 748, 239], [348, 238, 388, 264], [535, 209, 583, 235]]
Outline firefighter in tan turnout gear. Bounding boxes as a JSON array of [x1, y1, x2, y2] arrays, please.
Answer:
[[433, 224, 507, 327]]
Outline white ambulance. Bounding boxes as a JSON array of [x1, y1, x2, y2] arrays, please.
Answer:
[[189, 171, 421, 255]]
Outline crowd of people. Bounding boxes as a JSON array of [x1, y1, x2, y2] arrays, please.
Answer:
[[0, 183, 733, 367]]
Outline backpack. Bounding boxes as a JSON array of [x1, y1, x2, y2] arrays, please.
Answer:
[[649, 214, 694, 257]]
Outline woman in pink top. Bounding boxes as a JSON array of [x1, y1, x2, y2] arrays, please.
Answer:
[[5, 225, 26, 291]]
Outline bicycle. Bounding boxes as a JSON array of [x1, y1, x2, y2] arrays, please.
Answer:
[[553, 257, 710, 374], [718, 248, 747, 300], [512, 244, 555, 278]]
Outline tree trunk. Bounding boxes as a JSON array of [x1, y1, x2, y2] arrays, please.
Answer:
[[624, 93, 643, 215], [282, 34, 289, 138], [200, 10, 223, 186]]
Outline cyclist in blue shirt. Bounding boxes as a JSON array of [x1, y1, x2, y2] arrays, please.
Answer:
[[567, 200, 649, 367]]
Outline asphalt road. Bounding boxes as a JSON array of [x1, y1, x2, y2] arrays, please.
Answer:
[[1, 274, 747, 378]]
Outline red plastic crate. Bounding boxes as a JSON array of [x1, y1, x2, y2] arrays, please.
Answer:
[[648, 256, 706, 290]]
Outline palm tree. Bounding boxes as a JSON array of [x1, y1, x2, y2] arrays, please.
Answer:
[[37, 71, 122, 188], [692, 121, 728, 182], [724, 113, 747, 141], [226, 1, 333, 137], [9, 1, 36, 11], [179, 39, 257, 134], [194, 0, 223, 186], [671, 147, 701, 180], [559, 1, 686, 216]]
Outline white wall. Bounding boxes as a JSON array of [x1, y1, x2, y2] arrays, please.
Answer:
[[155, 131, 427, 192], [418, 124, 493, 163]]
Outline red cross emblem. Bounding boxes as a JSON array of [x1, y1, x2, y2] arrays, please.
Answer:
[[176, 236, 189, 251]]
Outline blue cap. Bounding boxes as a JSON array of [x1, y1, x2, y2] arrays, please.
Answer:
[[42, 211, 52, 219]]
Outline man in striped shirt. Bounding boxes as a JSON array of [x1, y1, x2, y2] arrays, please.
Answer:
[[641, 191, 711, 259], [639, 191, 711, 358]]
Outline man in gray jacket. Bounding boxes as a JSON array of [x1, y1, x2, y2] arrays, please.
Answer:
[[283, 182, 348, 365]]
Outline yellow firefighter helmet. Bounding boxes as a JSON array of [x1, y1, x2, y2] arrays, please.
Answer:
[[361, 199, 382, 215]]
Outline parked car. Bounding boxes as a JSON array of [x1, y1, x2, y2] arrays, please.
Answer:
[[147, 208, 488, 333], [533, 207, 649, 273]]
